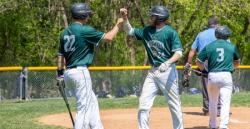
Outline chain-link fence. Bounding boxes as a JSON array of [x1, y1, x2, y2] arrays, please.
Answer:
[[0, 67, 250, 100]]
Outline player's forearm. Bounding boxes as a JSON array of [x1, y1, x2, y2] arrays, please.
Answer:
[[57, 56, 65, 69], [57, 55, 65, 77], [196, 60, 205, 70], [167, 51, 183, 64], [120, 8, 134, 35], [123, 19, 134, 35], [187, 49, 196, 64], [103, 24, 120, 42]]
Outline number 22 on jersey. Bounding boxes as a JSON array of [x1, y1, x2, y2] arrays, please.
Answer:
[[64, 35, 76, 52], [216, 48, 224, 62]]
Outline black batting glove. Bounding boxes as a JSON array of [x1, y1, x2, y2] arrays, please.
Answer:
[[57, 69, 64, 78]]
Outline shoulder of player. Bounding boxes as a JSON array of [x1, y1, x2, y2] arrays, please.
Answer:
[[218, 39, 235, 47], [163, 25, 177, 31], [143, 25, 176, 31], [81, 25, 102, 35], [139, 26, 157, 34], [142, 26, 154, 31], [160, 25, 179, 36], [81, 25, 95, 31], [208, 40, 235, 49], [60, 28, 70, 37], [203, 40, 217, 50], [198, 28, 214, 36], [229, 42, 237, 50]]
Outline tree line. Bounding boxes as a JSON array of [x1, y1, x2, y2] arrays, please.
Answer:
[[0, 0, 249, 66]]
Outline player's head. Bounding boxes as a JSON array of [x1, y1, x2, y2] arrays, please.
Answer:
[[208, 17, 218, 28], [71, 3, 92, 20], [215, 25, 232, 40], [149, 6, 169, 25]]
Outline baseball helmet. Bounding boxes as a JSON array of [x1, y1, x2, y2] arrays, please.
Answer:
[[149, 6, 169, 23], [71, 3, 92, 19], [215, 25, 232, 40]]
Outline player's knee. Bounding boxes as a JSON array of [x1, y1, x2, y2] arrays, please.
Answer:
[[138, 108, 149, 112], [138, 109, 150, 118], [139, 103, 152, 111]]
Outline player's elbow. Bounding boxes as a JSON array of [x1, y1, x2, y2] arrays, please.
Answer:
[[188, 49, 196, 59], [195, 60, 204, 70], [103, 34, 114, 42], [175, 51, 183, 58]]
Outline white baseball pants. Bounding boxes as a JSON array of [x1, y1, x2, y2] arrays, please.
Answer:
[[208, 72, 233, 129], [64, 66, 103, 129], [138, 65, 183, 129]]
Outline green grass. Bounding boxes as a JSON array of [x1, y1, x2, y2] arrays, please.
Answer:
[[0, 99, 70, 129], [0, 92, 250, 129]]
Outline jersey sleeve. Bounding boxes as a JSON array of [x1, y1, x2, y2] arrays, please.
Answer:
[[84, 26, 105, 46], [233, 46, 240, 61], [133, 28, 144, 40], [197, 47, 207, 63], [58, 34, 64, 56], [171, 30, 183, 52]]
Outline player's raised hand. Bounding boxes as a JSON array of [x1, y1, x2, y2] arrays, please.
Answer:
[[116, 18, 124, 28], [184, 63, 192, 69], [120, 8, 128, 19]]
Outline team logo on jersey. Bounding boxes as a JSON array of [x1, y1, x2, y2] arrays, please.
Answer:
[[147, 40, 167, 58]]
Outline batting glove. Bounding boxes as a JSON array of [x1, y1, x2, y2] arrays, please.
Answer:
[[159, 61, 171, 73], [184, 63, 192, 69], [57, 69, 64, 78], [56, 69, 65, 88]]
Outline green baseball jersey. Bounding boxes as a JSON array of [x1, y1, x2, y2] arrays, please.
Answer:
[[59, 22, 104, 68], [133, 25, 183, 66], [197, 39, 240, 72]]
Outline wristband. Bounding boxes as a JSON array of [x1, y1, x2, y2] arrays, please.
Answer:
[[57, 69, 64, 77]]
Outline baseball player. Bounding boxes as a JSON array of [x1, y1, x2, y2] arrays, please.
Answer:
[[196, 26, 240, 129], [120, 6, 184, 129], [57, 3, 123, 129], [185, 17, 221, 115]]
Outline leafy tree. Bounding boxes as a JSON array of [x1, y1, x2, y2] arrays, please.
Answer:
[[0, 0, 249, 66]]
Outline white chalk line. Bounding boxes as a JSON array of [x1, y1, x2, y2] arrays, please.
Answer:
[[230, 118, 249, 124]]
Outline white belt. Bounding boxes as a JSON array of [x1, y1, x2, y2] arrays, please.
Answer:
[[67, 66, 87, 70]]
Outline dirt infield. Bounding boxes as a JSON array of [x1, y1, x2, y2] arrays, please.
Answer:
[[38, 107, 250, 129]]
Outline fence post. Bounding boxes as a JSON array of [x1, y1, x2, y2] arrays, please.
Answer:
[[19, 67, 28, 100]]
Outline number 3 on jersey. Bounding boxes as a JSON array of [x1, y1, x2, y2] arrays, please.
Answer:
[[216, 48, 224, 62], [64, 35, 76, 52]]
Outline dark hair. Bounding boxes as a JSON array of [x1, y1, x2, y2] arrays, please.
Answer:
[[208, 17, 218, 27]]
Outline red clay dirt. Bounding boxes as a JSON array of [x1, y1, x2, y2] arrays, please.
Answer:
[[38, 107, 250, 129]]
